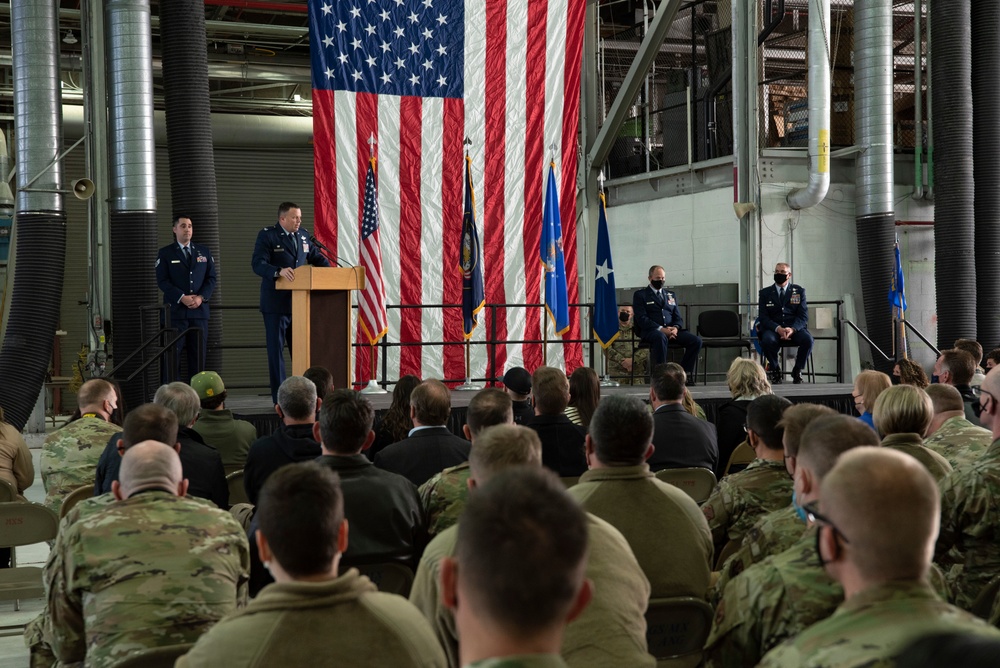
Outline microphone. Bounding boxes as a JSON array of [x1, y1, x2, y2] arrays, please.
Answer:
[[307, 233, 347, 268]]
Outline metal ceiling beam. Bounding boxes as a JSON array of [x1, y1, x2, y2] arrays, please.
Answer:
[[202, 0, 307, 13]]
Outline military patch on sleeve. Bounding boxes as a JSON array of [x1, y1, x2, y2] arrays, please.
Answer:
[[703, 505, 715, 521]]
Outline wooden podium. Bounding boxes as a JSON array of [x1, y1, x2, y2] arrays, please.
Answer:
[[276, 266, 365, 389]]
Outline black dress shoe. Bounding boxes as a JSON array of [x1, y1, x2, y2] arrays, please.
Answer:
[[792, 368, 803, 384], [770, 371, 783, 385]]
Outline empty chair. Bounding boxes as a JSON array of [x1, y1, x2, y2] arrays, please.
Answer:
[[0, 502, 59, 616], [654, 468, 717, 504], [645, 596, 714, 667], [697, 310, 754, 385]]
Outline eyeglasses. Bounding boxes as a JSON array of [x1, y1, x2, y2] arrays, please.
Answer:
[[973, 389, 995, 419], [803, 502, 849, 544]]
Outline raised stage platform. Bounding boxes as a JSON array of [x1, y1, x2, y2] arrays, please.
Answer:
[[225, 382, 856, 437]]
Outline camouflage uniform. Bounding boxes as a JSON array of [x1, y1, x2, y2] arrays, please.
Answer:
[[880, 433, 953, 482], [46, 490, 250, 668], [41, 417, 120, 516], [923, 416, 993, 470], [604, 324, 648, 385], [704, 527, 843, 668], [757, 581, 1000, 667], [710, 503, 804, 605], [418, 462, 471, 538], [467, 657, 567, 668], [701, 458, 793, 555], [937, 438, 1000, 610]]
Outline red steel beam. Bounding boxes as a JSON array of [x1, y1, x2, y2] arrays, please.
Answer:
[[203, 0, 308, 13]]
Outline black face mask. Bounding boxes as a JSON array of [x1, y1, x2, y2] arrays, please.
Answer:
[[619, 312, 630, 323], [650, 279, 665, 290], [774, 273, 789, 286], [814, 527, 826, 568]]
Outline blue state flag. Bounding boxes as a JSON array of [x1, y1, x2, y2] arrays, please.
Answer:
[[593, 192, 620, 348], [541, 162, 570, 336], [889, 239, 907, 312], [460, 155, 485, 339]]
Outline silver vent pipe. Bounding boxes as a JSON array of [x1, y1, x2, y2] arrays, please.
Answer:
[[787, 0, 831, 210]]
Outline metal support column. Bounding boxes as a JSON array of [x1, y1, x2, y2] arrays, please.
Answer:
[[734, 0, 760, 302]]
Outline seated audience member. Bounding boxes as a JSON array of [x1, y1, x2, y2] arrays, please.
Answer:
[[712, 403, 838, 594], [303, 365, 335, 402], [954, 339, 987, 386], [758, 448, 1000, 667], [986, 348, 1000, 371], [410, 425, 653, 668], [525, 367, 588, 477], [715, 358, 772, 478], [564, 366, 600, 428], [570, 394, 712, 599], [370, 374, 420, 458], [243, 376, 321, 505], [179, 462, 445, 668], [894, 358, 931, 389], [41, 379, 120, 516], [503, 366, 535, 424], [441, 467, 592, 668], [0, 405, 33, 500], [871, 384, 952, 481], [94, 383, 228, 508], [702, 395, 793, 557], [419, 388, 513, 537], [46, 442, 249, 668], [934, 349, 980, 422], [851, 369, 891, 430], [648, 363, 718, 472], [936, 366, 1000, 610], [660, 361, 709, 420], [705, 415, 880, 666], [374, 379, 470, 486], [190, 371, 257, 475], [923, 383, 993, 469]]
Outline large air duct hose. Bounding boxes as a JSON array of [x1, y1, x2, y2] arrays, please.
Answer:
[[0, 0, 67, 429], [931, 0, 976, 348], [972, 1, 1000, 351], [854, 0, 896, 372], [159, 0, 223, 373]]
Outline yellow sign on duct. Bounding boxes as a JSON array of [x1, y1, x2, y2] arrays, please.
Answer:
[[818, 129, 830, 174]]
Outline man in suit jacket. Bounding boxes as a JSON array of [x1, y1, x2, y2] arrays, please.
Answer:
[[525, 366, 588, 477], [374, 379, 471, 486], [156, 216, 217, 381], [251, 202, 332, 403], [632, 265, 702, 377], [648, 364, 718, 471], [758, 262, 813, 384]]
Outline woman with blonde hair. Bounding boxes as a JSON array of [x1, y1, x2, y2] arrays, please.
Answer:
[[872, 384, 953, 481], [852, 370, 892, 429], [714, 358, 772, 477]]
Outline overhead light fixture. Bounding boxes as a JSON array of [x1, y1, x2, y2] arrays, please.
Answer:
[[62, 30, 78, 45]]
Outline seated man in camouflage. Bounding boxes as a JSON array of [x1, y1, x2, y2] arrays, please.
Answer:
[[419, 388, 514, 537], [923, 383, 993, 470], [41, 379, 120, 516], [45, 441, 249, 668], [759, 448, 1000, 667], [704, 415, 879, 667], [604, 305, 648, 384], [702, 395, 793, 559]]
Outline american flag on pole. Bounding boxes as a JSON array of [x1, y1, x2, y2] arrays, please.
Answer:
[[359, 156, 388, 347], [309, 0, 585, 385]]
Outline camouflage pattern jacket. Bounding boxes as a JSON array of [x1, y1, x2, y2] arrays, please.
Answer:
[[604, 324, 648, 385], [467, 657, 568, 668], [923, 415, 993, 470], [701, 458, 793, 555], [41, 417, 120, 516], [418, 462, 471, 539], [880, 433, 953, 482]]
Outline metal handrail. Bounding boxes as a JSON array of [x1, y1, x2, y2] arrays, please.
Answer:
[[902, 320, 941, 357], [842, 320, 892, 361]]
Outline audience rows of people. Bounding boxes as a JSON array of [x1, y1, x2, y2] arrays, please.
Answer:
[[4, 344, 1000, 667]]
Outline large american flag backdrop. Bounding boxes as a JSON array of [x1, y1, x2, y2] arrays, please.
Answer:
[[309, 0, 585, 385]]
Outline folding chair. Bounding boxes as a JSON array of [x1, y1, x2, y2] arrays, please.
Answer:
[[353, 562, 415, 597], [697, 310, 754, 385], [114, 643, 195, 668], [226, 470, 249, 506], [724, 442, 755, 476], [654, 468, 717, 504], [645, 596, 714, 667], [0, 501, 59, 624], [60, 485, 94, 520], [0, 478, 16, 502]]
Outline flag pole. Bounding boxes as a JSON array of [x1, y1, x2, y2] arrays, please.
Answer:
[[457, 137, 482, 391], [361, 132, 388, 395], [596, 171, 619, 387]]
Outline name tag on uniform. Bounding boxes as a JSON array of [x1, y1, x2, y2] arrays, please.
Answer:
[[275, 246, 283, 251], [646, 301, 655, 305], [790, 294, 801, 305], [196, 255, 207, 262], [766, 301, 775, 307], [171, 260, 180, 264]]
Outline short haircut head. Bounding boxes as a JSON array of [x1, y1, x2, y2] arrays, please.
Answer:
[[257, 462, 344, 578], [657, 362, 688, 394], [588, 394, 654, 466], [278, 376, 318, 421], [821, 447, 939, 582], [872, 384, 933, 436], [853, 370, 892, 410], [468, 425, 542, 484], [938, 349, 975, 385], [953, 339, 983, 365], [303, 366, 335, 401], [318, 389, 374, 454], [172, 215, 192, 227], [797, 414, 880, 480], [777, 403, 837, 457], [895, 358, 930, 389], [924, 383, 965, 414], [153, 382, 201, 427], [648, 265, 664, 277], [531, 367, 569, 415], [986, 348, 1000, 368], [277, 201, 299, 217], [78, 379, 115, 409], [746, 394, 792, 450], [410, 379, 452, 425], [118, 441, 183, 497], [466, 388, 513, 437], [121, 403, 179, 449], [455, 467, 588, 634], [650, 363, 685, 402], [727, 358, 771, 398]]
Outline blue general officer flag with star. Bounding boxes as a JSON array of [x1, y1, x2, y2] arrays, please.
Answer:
[[593, 192, 620, 348], [541, 162, 569, 336], [889, 238, 907, 312]]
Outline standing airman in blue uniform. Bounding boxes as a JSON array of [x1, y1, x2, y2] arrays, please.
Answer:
[[156, 216, 216, 382], [758, 262, 813, 384], [251, 202, 331, 403], [632, 264, 702, 378]]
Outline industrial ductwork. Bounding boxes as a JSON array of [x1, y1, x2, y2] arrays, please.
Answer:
[[931, 0, 975, 348], [786, 0, 831, 210], [854, 0, 896, 371], [0, 0, 68, 430], [106, 0, 159, 410]]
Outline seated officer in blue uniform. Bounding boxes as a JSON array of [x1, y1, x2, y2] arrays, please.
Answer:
[[155, 215, 216, 382], [252, 202, 331, 403], [631, 264, 702, 378], [758, 262, 813, 384]]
